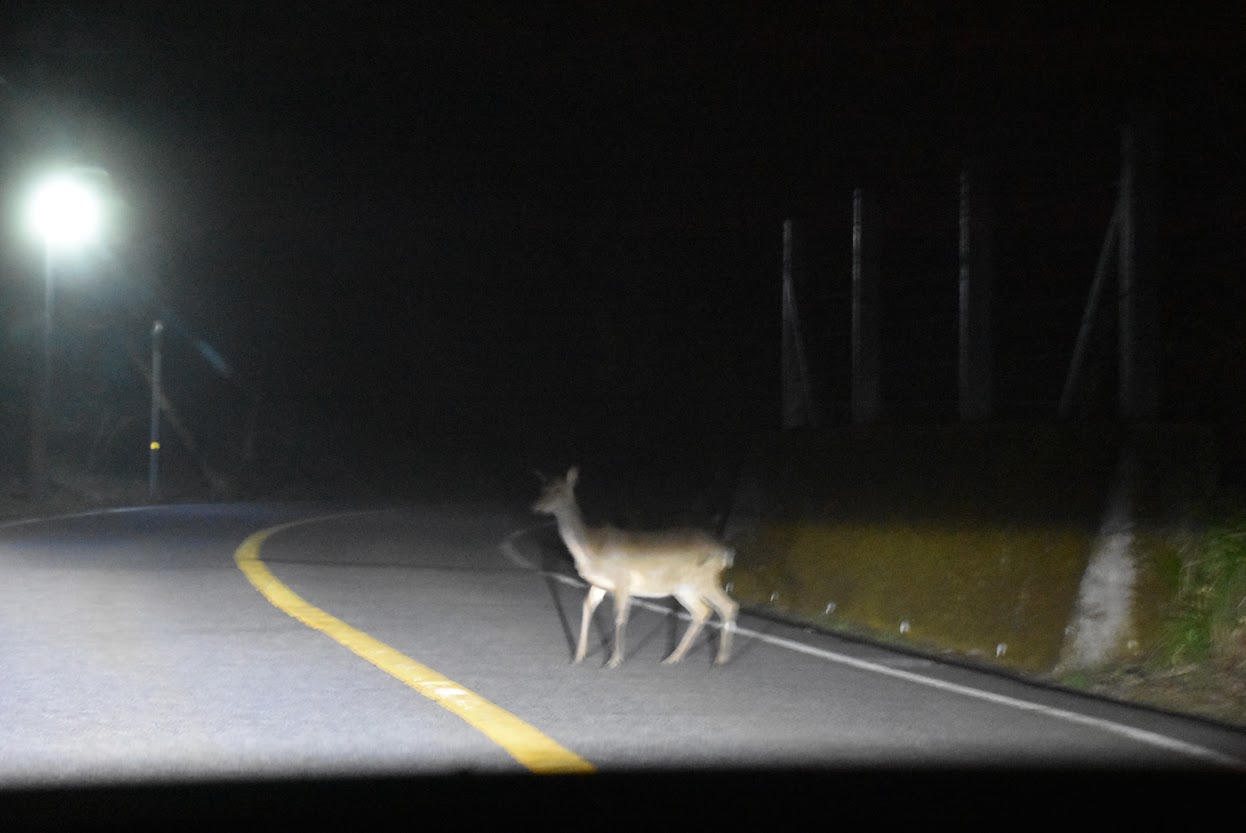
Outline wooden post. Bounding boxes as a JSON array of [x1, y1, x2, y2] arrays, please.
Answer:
[[851, 189, 881, 424], [125, 338, 232, 497], [781, 218, 817, 428], [958, 164, 994, 421], [1118, 120, 1160, 420], [148, 320, 163, 502]]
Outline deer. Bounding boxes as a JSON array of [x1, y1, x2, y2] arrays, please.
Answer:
[[531, 466, 738, 668]]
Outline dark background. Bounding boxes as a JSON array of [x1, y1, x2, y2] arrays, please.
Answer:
[[1, 3, 1243, 502]]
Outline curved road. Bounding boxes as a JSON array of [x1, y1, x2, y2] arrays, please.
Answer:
[[1, 502, 1243, 820]]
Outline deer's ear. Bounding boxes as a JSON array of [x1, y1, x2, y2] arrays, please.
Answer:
[[567, 466, 579, 485]]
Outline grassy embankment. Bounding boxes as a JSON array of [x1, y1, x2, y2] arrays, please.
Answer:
[[1152, 504, 1246, 672]]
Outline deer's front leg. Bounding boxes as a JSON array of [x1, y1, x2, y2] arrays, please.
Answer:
[[606, 593, 631, 668], [576, 585, 607, 663]]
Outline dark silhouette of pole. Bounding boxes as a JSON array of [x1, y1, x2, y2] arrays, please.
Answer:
[[1118, 121, 1159, 420], [851, 188, 881, 424], [958, 164, 994, 422], [149, 320, 164, 502], [1058, 198, 1120, 420], [781, 218, 817, 428]]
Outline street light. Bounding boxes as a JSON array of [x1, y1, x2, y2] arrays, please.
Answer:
[[27, 172, 104, 250], [22, 167, 108, 498]]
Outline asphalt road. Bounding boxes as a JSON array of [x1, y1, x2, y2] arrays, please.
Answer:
[[1, 502, 1243, 822]]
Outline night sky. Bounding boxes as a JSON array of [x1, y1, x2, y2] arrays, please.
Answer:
[[1, 4, 1243, 497]]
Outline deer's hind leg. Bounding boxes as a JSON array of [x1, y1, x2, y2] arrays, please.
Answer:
[[662, 591, 711, 665], [704, 585, 739, 665]]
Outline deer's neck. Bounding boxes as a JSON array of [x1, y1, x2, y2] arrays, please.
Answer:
[[550, 500, 598, 568]]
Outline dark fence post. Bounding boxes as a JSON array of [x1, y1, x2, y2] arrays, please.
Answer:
[[958, 163, 994, 421], [851, 189, 881, 424], [1118, 119, 1160, 421], [782, 218, 817, 428]]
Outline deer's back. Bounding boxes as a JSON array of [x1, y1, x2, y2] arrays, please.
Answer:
[[571, 527, 731, 588], [593, 526, 725, 557]]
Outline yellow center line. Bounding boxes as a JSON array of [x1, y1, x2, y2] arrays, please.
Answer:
[[233, 513, 595, 775]]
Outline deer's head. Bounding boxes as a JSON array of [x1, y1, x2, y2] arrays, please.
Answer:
[[531, 466, 578, 514]]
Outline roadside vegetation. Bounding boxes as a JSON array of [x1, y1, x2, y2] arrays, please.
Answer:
[[1077, 500, 1246, 728], [1162, 509, 1246, 667]]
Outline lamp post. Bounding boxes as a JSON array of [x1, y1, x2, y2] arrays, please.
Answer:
[[24, 169, 105, 498]]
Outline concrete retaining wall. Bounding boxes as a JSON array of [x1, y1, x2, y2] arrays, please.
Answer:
[[724, 423, 1216, 674]]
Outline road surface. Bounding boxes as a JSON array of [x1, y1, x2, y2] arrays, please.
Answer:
[[1, 502, 1242, 823]]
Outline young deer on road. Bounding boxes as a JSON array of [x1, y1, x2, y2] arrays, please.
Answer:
[[532, 467, 738, 668]]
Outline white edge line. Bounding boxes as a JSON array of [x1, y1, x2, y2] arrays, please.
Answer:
[[0, 502, 367, 533], [502, 523, 1245, 769], [0, 504, 157, 531]]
